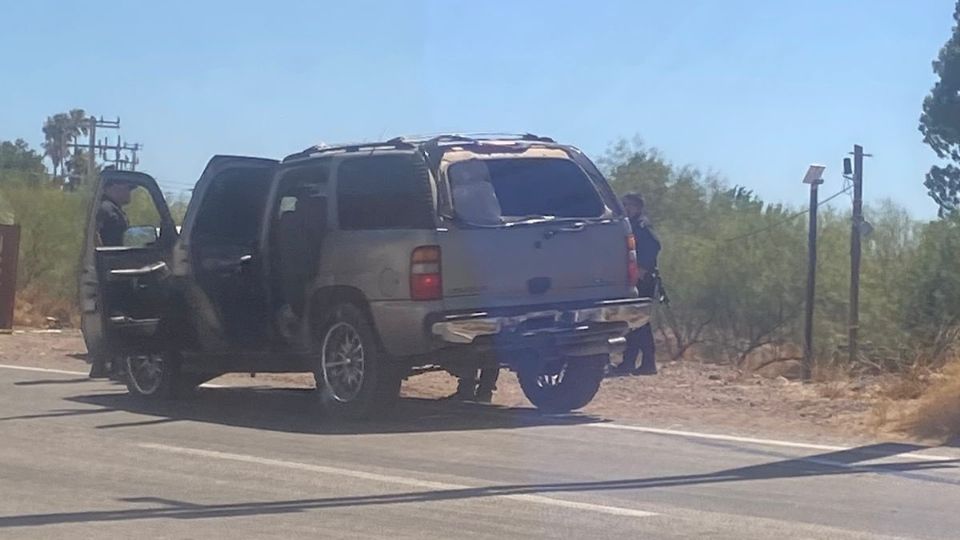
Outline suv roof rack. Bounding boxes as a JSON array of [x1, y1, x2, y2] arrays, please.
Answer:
[[281, 133, 557, 163], [407, 132, 555, 145], [281, 138, 416, 163]]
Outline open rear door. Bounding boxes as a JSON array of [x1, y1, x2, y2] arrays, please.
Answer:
[[79, 170, 178, 362]]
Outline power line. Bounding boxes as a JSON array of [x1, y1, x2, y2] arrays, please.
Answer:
[[721, 184, 853, 243]]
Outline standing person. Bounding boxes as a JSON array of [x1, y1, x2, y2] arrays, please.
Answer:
[[97, 179, 133, 247], [614, 192, 661, 376], [89, 179, 134, 378]]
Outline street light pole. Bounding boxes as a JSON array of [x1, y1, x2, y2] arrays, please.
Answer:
[[802, 165, 826, 381]]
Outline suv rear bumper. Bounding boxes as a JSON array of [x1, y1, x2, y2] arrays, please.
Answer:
[[429, 298, 652, 356]]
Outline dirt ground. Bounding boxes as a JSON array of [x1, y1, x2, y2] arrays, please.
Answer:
[[0, 329, 912, 444]]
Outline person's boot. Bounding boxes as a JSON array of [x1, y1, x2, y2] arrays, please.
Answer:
[[633, 366, 658, 376], [475, 384, 495, 403], [444, 379, 476, 401], [88, 359, 108, 379], [609, 363, 634, 377]]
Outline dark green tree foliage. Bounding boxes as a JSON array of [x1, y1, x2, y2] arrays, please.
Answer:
[[42, 108, 89, 180], [902, 215, 960, 342], [0, 139, 45, 174], [603, 139, 934, 369], [920, 1, 960, 216]]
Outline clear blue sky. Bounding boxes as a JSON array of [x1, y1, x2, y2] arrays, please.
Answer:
[[0, 0, 954, 217]]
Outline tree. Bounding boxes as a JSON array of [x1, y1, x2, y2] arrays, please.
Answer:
[[0, 139, 48, 188], [920, 1, 960, 217], [41, 108, 88, 180], [0, 139, 45, 173]]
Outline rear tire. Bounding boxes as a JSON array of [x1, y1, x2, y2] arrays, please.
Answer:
[[312, 303, 401, 419], [518, 356, 606, 413]]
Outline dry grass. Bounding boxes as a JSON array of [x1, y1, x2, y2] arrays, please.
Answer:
[[899, 362, 960, 441], [810, 361, 852, 399], [12, 285, 76, 328], [878, 368, 930, 401]]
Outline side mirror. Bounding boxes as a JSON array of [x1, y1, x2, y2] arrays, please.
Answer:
[[123, 226, 159, 248]]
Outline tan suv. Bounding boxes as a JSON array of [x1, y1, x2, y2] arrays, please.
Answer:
[[79, 134, 650, 418]]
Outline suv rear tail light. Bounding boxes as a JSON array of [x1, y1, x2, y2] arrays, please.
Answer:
[[411, 246, 443, 301], [627, 235, 641, 286]]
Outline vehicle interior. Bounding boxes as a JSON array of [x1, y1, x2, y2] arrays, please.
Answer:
[[269, 163, 330, 330], [190, 167, 275, 347]]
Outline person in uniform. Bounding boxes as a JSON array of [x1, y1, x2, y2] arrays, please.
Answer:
[[97, 179, 133, 247], [89, 179, 134, 378], [614, 192, 661, 376]]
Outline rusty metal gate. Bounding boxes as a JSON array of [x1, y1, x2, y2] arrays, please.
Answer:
[[0, 224, 21, 330]]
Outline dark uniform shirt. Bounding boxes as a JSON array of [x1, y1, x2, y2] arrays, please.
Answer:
[[97, 197, 128, 247], [630, 215, 661, 295]]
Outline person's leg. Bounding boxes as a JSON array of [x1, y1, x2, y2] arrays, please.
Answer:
[[615, 328, 641, 374], [475, 365, 500, 403], [445, 362, 478, 400], [635, 323, 657, 375], [452, 371, 478, 399]]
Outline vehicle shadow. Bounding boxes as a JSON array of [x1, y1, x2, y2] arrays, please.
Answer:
[[1, 441, 957, 529], [14, 378, 93, 386], [67, 386, 602, 435]]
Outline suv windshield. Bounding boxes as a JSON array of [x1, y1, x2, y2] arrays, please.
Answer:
[[448, 157, 605, 225]]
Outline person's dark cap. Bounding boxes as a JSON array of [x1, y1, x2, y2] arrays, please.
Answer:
[[104, 178, 136, 189], [623, 192, 645, 206]]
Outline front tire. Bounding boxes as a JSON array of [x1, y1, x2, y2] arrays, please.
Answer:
[[313, 303, 400, 419], [123, 353, 179, 400], [518, 356, 607, 413]]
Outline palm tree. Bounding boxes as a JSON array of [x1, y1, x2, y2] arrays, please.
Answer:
[[41, 109, 88, 180], [65, 108, 89, 180], [42, 114, 69, 178]]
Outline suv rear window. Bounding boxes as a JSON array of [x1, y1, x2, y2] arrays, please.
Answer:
[[336, 154, 434, 230], [448, 158, 605, 224]]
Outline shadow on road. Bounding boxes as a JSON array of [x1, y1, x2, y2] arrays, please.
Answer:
[[0, 441, 956, 528], [65, 386, 601, 435], [14, 378, 92, 386]]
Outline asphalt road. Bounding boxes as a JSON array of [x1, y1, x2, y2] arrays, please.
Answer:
[[1, 364, 959, 539]]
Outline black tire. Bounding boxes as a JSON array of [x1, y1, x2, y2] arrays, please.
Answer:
[[312, 303, 401, 419], [518, 356, 607, 413], [123, 352, 181, 400]]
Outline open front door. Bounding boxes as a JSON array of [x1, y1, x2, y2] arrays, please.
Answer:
[[79, 170, 178, 363]]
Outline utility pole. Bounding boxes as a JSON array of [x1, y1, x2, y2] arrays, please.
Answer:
[[67, 116, 140, 186], [802, 165, 826, 381], [848, 145, 866, 366], [85, 117, 121, 180]]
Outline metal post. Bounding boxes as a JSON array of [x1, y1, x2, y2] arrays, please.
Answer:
[[87, 118, 97, 182], [0, 224, 21, 331], [849, 145, 864, 365], [803, 180, 821, 381]]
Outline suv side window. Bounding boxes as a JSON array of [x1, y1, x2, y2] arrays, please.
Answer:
[[336, 154, 434, 230], [193, 168, 272, 247]]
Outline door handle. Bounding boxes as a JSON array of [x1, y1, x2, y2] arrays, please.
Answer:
[[205, 254, 253, 273], [543, 222, 586, 239], [110, 261, 169, 277]]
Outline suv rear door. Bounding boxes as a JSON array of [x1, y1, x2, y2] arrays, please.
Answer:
[[79, 170, 178, 356], [437, 151, 635, 311], [179, 156, 279, 349]]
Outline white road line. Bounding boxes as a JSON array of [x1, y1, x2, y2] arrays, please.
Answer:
[[0, 364, 88, 376], [589, 423, 957, 462], [139, 442, 658, 519], [0, 363, 224, 387]]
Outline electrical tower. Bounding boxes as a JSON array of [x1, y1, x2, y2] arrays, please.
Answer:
[[66, 116, 142, 189]]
